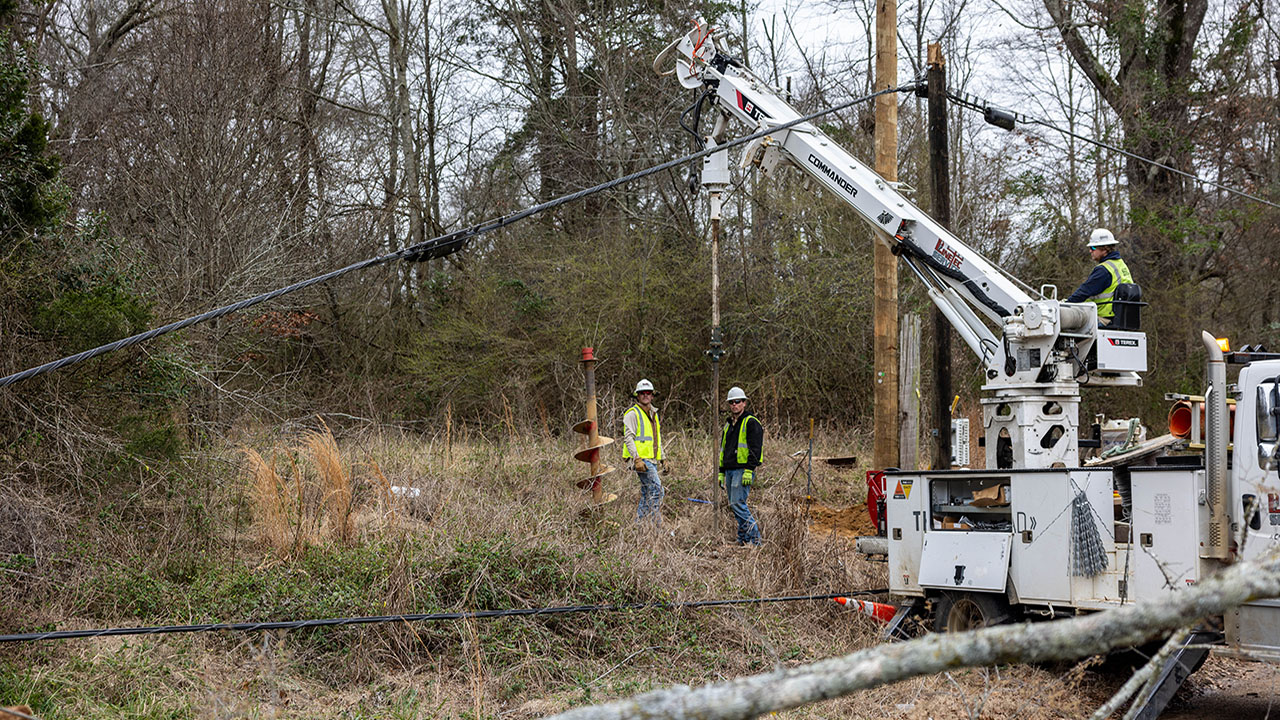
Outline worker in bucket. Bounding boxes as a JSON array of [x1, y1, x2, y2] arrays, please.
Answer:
[[1065, 228, 1132, 327], [718, 386, 763, 545], [622, 379, 664, 524]]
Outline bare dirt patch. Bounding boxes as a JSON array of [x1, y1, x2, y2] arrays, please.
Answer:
[[807, 502, 877, 539]]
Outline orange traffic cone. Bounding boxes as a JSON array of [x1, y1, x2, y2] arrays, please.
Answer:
[[833, 596, 897, 623]]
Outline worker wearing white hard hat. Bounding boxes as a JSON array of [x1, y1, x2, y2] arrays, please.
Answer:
[[1065, 228, 1132, 327], [718, 385, 763, 545], [622, 378, 664, 524]]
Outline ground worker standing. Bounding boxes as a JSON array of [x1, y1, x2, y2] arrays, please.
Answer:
[[718, 386, 763, 545], [622, 379, 664, 524], [1065, 228, 1133, 327]]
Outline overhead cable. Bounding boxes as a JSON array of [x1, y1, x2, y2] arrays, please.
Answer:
[[946, 89, 1280, 212], [0, 590, 888, 643], [0, 85, 910, 390]]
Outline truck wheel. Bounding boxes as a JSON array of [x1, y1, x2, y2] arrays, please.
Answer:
[[932, 591, 1014, 633]]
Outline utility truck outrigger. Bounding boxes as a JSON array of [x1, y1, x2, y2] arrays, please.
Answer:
[[657, 22, 1280, 716]]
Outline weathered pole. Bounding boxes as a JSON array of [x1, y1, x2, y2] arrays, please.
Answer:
[[874, 0, 900, 472], [705, 144, 730, 526], [927, 43, 953, 470], [710, 191, 725, 523], [899, 313, 920, 469]]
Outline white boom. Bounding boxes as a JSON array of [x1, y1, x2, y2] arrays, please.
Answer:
[[657, 23, 1147, 469]]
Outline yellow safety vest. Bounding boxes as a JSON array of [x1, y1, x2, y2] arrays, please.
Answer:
[[1091, 258, 1132, 319], [623, 404, 661, 460], [721, 415, 761, 466]]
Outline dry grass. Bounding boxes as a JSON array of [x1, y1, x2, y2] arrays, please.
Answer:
[[241, 422, 362, 555], [302, 423, 353, 544], [4, 423, 1131, 718], [243, 446, 289, 551]]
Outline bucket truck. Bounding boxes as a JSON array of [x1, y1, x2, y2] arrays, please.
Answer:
[[657, 22, 1280, 714]]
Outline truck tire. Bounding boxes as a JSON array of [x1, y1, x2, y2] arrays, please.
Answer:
[[932, 591, 1014, 633]]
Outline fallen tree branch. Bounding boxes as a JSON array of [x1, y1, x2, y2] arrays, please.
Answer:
[[546, 550, 1280, 720]]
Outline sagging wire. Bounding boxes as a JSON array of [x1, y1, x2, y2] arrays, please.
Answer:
[[980, 337, 1000, 367], [1001, 327, 1016, 377], [945, 89, 1280, 212], [0, 590, 889, 644], [0, 84, 912, 390]]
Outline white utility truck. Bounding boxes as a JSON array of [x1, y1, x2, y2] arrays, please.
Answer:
[[656, 22, 1280, 717]]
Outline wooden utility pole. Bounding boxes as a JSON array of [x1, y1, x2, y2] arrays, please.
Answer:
[[927, 43, 953, 470], [899, 313, 921, 469], [874, 0, 900, 472]]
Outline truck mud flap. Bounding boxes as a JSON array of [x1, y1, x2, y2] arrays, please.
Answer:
[[882, 598, 924, 642], [1129, 629, 1220, 720]]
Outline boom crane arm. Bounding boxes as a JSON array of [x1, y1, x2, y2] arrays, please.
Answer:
[[656, 23, 1115, 384], [658, 23, 1148, 470]]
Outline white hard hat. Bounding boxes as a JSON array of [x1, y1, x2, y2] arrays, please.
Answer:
[[1088, 228, 1117, 247], [726, 386, 747, 402], [634, 379, 656, 394]]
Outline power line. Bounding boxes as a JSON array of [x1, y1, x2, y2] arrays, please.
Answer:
[[6, 82, 1271, 390], [945, 89, 1280, 212], [0, 590, 888, 643], [0, 85, 909, 390]]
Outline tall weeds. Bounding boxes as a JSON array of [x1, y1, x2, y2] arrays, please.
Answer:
[[242, 423, 358, 554], [303, 424, 353, 544], [243, 447, 289, 551]]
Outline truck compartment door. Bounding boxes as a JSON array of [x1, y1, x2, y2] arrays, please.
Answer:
[[918, 531, 1012, 592], [1010, 470, 1114, 604], [1130, 468, 1205, 598]]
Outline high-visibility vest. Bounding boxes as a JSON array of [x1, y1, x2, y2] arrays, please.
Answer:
[[1090, 257, 1132, 319], [623, 404, 661, 460], [721, 415, 761, 466]]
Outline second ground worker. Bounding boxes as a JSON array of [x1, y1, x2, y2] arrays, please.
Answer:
[[623, 378, 664, 525], [718, 386, 763, 545]]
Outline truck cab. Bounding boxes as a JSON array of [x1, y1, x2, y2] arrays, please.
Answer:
[[1223, 356, 1280, 659]]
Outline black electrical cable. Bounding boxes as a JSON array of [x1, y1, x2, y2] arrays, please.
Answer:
[[945, 89, 1280, 212], [894, 238, 1012, 318], [0, 253, 403, 390], [679, 86, 716, 147], [0, 84, 912, 390], [0, 590, 889, 643]]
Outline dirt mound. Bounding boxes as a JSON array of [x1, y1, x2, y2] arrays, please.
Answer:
[[807, 502, 876, 539]]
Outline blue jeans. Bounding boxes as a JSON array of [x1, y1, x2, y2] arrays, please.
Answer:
[[725, 469, 760, 544], [636, 460, 664, 524]]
